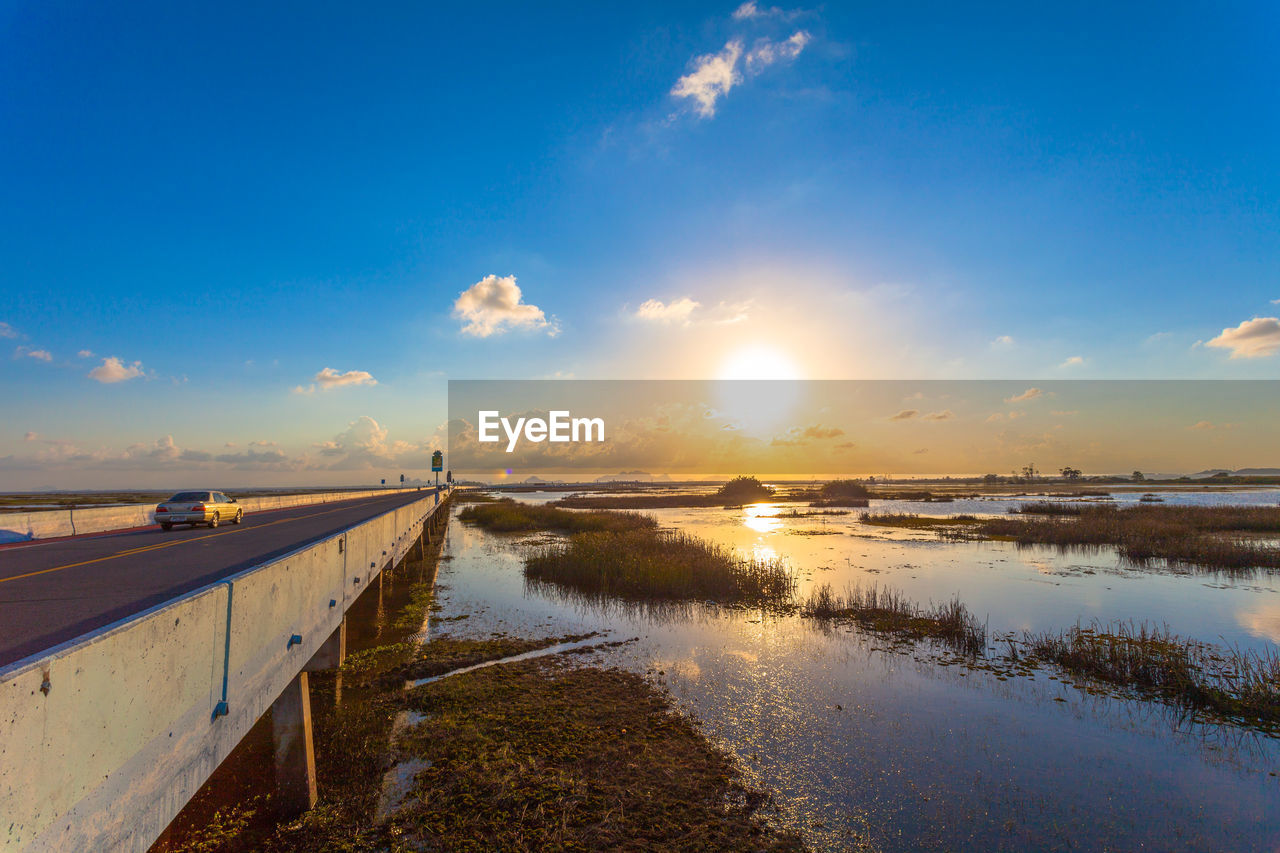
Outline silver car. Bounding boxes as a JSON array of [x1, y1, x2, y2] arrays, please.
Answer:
[[155, 491, 244, 530]]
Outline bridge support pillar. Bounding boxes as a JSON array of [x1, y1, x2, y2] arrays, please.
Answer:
[[271, 672, 318, 817], [306, 619, 346, 671]]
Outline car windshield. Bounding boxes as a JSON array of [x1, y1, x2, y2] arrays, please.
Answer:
[[167, 492, 209, 502]]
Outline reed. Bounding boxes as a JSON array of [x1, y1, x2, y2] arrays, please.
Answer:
[[801, 582, 987, 655], [524, 529, 795, 606], [971, 505, 1280, 570], [1023, 621, 1280, 724], [458, 498, 655, 533]]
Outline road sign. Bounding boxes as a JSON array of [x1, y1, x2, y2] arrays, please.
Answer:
[[431, 450, 443, 472]]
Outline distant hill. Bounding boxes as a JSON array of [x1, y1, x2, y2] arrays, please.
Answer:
[[595, 471, 672, 483], [1189, 468, 1280, 479]]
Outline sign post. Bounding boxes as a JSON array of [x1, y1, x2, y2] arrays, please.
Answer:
[[431, 450, 443, 489]]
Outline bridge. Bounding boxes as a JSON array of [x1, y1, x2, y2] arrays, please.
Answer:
[[0, 486, 452, 852]]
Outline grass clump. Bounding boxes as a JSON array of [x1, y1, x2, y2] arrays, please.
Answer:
[[801, 583, 987, 656], [970, 504, 1280, 571], [1022, 621, 1280, 725], [859, 512, 982, 530], [394, 658, 803, 851], [458, 497, 656, 533], [525, 529, 796, 606]]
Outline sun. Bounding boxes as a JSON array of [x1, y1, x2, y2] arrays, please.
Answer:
[[717, 345, 804, 381]]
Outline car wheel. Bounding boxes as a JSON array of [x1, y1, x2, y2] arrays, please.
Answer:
[[209, 513, 219, 529], [233, 510, 243, 524], [161, 523, 173, 531]]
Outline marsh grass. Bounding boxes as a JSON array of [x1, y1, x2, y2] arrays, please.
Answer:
[[394, 658, 804, 851], [1023, 621, 1280, 725], [524, 529, 796, 606], [859, 512, 982, 530], [801, 583, 987, 656], [969, 505, 1280, 570], [458, 498, 656, 533]]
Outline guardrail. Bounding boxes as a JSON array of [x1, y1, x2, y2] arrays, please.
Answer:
[[0, 487, 427, 542], [0, 486, 451, 852]]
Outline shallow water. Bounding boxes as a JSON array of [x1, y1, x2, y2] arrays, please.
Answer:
[[437, 492, 1280, 851]]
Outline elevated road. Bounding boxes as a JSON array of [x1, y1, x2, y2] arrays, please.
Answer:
[[0, 490, 430, 667]]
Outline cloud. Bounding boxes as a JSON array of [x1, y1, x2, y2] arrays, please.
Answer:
[[634, 297, 701, 326], [889, 409, 918, 421], [15, 347, 52, 361], [670, 8, 811, 120], [732, 2, 804, 21], [672, 40, 744, 118], [23, 431, 37, 441], [454, 274, 558, 337], [1205, 317, 1280, 359], [631, 297, 751, 327], [313, 367, 377, 390], [88, 356, 144, 383], [1005, 387, 1042, 403], [1060, 356, 1085, 368], [745, 31, 810, 74], [77, 349, 94, 358], [991, 335, 1015, 347], [1272, 299, 1280, 305], [769, 423, 845, 446], [1187, 421, 1216, 431], [922, 410, 954, 421], [0, 322, 18, 339]]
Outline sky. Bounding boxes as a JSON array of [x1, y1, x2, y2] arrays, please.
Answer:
[[2, 2, 1278, 488]]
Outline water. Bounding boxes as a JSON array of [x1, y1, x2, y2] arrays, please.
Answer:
[[436, 491, 1280, 851]]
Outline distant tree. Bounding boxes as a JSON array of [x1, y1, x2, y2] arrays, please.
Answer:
[[716, 476, 775, 503], [1132, 470, 1145, 482], [820, 479, 870, 499], [983, 473, 1001, 485], [1059, 467, 1082, 481], [1020, 463, 1039, 482]]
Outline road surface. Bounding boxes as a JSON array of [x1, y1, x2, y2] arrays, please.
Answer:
[[0, 490, 430, 667]]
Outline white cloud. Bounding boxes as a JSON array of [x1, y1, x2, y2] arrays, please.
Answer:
[[454, 274, 558, 337], [1005, 387, 1043, 403], [314, 367, 377, 390], [23, 431, 37, 441], [671, 28, 811, 119], [77, 349, 94, 358], [1205, 317, 1280, 359], [672, 40, 744, 118], [732, 1, 804, 21], [88, 356, 144, 383], [1060, 355, 1085, 368], [634, 297, 701, 325], [1272, 299, 1280, 305], [991, 335, 1015, 347], [745, 31, 811, 74], [1187, 421, 1216, 431], [0, 322, 17, 339], [15, 347, 52, 362]]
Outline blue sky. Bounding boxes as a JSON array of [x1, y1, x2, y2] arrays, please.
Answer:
[[2, 2, 1278, 487]]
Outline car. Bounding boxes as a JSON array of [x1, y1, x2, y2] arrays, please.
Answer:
[[155, 491, 244, 530]]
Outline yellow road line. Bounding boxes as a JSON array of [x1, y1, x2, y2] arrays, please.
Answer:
[[0, 503, 361, 585]]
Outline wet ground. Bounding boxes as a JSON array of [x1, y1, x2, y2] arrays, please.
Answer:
[[435, 491, 1280, 851]]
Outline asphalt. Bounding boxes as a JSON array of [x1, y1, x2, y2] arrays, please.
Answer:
[[0, 490, 431, 668]]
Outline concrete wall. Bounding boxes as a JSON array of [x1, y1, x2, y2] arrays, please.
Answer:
[[0, 487, 428, 543], [0, 487, 450, 852]]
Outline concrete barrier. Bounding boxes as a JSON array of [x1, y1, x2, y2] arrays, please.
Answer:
[[0, 487, 428, 543], [0, 487, 451, 852]]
